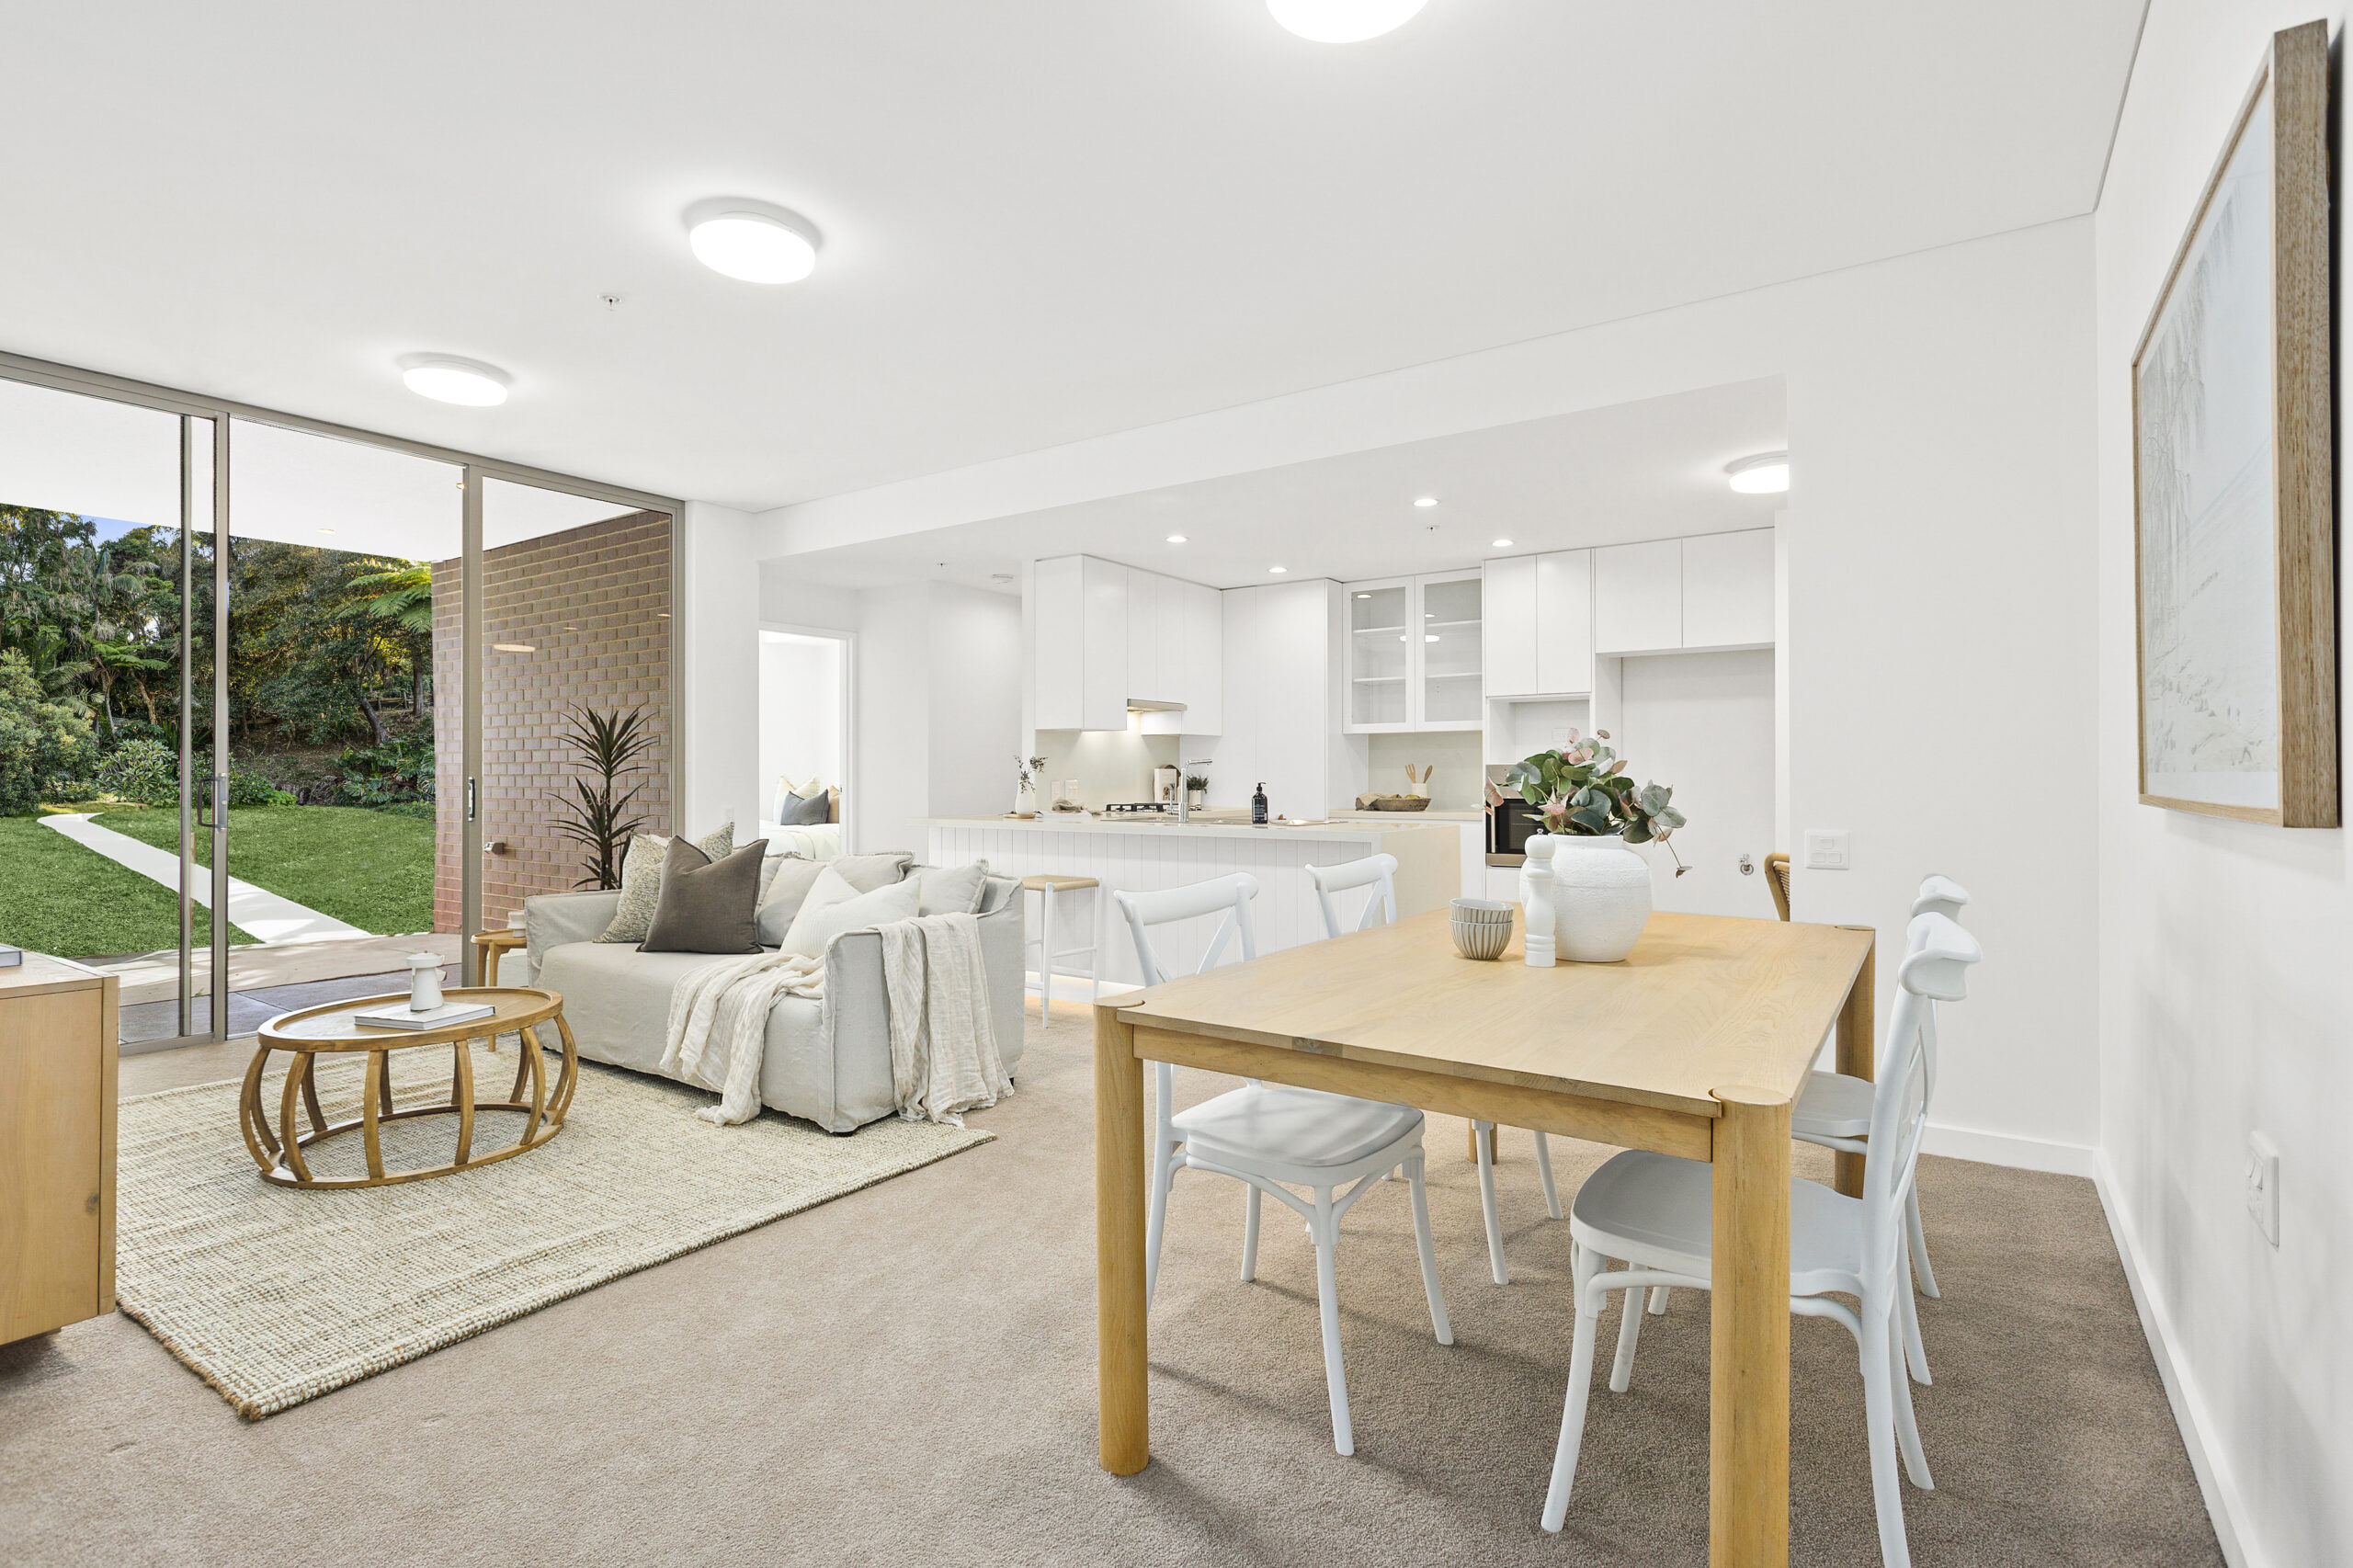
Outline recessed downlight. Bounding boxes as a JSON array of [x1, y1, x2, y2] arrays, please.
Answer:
[[1166, 534, 1188, 543], [1726, 451, 1790, 494], [1268, 0, 1427, 42], [317, 528, 335, 536], [1356, 592, 1371, 599], [1414, 495, 1438, 507], [1491, 538, 1513, 548], [1268, 565, 1289, 574], [686, 198, 822, 284], [399, 355, 510, 406]]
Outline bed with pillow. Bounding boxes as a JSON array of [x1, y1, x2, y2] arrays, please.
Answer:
[[756, 775, 842, 863], [520, 824, 1022, 1133]]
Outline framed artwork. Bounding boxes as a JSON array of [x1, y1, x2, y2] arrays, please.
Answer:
[[2133, 19, 2336, 826]]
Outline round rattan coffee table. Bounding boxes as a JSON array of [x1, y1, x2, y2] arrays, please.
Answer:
[[240, 987, 577, 1189]]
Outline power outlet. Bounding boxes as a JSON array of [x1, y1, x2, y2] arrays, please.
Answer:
[[2245, 1132, 2280, 1247], [1803, 829, 1851, 870]]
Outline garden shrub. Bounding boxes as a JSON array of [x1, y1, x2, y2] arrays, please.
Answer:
[[335, 732, 435, 809], [0, 652, 100, 815], [97, 737, 285, 810]]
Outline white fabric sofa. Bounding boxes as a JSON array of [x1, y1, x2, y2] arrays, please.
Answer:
[[516, 869, 1026, 1133]]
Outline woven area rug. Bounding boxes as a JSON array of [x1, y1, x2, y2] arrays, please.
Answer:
[[114, 1045, 994, 1418]]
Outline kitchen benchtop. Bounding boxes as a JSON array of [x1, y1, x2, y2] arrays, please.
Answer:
[[920, 814, 1461, 845]]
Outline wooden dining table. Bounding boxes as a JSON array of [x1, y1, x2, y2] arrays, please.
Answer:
[[1093, 906, 1875, 1567]]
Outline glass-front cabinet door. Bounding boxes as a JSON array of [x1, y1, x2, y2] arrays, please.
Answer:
[[1417, 569, 1483, 730], [1344, 571, 1483, 733], [1347, 578, 1410, 731]]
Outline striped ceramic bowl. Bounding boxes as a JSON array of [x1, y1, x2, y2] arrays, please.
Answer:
[[1449, 898, 1514, 960]]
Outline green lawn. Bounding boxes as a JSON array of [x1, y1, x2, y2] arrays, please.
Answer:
[[94, 805, 437, 937], [0, 815, 256, 959]]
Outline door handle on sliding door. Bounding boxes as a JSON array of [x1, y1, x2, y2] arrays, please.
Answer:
[[196, 775, 227, 828]]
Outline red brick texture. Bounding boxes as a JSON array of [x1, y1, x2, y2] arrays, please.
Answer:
[[432, 509, 672, 933]]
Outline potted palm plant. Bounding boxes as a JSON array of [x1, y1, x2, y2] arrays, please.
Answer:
[[549, 706, 654, 889]]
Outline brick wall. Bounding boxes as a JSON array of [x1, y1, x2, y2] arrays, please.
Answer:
[[432, 510, 672, 933]]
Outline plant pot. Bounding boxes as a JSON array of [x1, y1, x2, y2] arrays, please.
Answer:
[[1530, 833, 1652, 963], [1186, 789, 1207, 811]]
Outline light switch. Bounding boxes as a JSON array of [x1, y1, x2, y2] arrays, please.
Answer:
[[1803, 829, 1850, 870], [2245, 1131, 2280, 1246]]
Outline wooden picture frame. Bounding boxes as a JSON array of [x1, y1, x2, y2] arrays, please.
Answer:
[[2132, 19, 2336, 826]]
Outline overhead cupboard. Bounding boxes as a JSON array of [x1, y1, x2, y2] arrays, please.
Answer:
[[1342, 569, 1483, 733], [1484, 527, 1773, 697], [1032, 554, 1222, 733]]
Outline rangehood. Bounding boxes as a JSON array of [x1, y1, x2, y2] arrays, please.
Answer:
[[1125, 699, 1187, 713]]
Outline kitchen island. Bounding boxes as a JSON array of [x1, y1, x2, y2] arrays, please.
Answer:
[[921, 814, 1461, 990]]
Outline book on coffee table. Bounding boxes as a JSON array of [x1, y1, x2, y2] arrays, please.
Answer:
[[351, 999, 497, 1031], [0, 946, 21, 968]]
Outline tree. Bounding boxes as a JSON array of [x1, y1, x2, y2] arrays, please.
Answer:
[[0, 649, 98, 814], [341, 561, 434, 715]]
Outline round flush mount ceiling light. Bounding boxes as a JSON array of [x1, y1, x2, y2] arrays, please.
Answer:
[[1725, 451, 1790, 494], [686, 198, 821, 284], [399, 355, 510, 406], [1268, 0, 1428, 42]]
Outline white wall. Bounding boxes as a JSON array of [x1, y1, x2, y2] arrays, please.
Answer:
[[761, 217, 2103, 1169], [758, 570, 1021, 856], [679, 502, 761, 836], [1616, 650, 1778, 920], [757, 631, 845, 814], [2096, 9, 2353, 1566]]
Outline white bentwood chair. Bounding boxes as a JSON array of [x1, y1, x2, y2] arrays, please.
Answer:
[[1791, 873, 1970, 1383], [1540, 913, 1981, 1568], [1116, 871, 1453, 1457], [1306, 850, 1562, 1283]]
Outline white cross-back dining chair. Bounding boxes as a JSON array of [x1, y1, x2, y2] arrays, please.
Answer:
[[1303, 851, 1561, 1270], [1791, 872, 1970, 1382], [1115, 871, 1452, 1457], [1541, 913, 1980, 1568]]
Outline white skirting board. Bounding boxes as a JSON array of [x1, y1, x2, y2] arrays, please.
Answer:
[[2094, 1152, 2262, 1568], [1917, 1121, 2097, 1176]]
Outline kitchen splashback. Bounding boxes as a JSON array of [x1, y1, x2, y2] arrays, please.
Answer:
[[1034, 727, 1183, 810], [1364, 731, 1482, 810]]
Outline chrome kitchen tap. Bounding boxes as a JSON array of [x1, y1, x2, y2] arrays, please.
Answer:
[[1175, 760, 1213, 824]]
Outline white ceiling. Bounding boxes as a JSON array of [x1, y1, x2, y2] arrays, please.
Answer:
[[3, 3, 2143, 513], [790, 378, 1786, 593], [0, 378, 643, 557]]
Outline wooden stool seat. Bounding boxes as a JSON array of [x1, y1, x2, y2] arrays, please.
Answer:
[[1023, 874, 1098, 892]]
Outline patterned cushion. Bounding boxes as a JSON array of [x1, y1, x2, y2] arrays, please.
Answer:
[[597, 823, 734, 942]]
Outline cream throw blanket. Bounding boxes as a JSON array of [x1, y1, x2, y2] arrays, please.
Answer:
[[659, 913, 1008, 1128]]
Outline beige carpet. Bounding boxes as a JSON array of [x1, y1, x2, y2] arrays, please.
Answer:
[[0, 1009, 2221, 1566], [113, 1047, 992, 1418]]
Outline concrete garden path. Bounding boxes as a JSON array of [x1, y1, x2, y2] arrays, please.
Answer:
[[40, 812, 367, 945]]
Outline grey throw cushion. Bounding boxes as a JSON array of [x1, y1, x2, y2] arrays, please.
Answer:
[[913, 859, 991, 916], [832, 851, 915, 892], [778, 787, 831, 826], [641, 838, 767, 954], [599, 823, 734, 942], [754, 856, 834, 947]]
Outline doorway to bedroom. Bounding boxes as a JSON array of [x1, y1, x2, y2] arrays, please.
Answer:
[[759, 627, 851, 853]]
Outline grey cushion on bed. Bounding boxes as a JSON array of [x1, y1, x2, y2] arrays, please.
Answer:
[[599, 824, 734, 942], [640, 839, 766, 954], [778, 787, 832, 826]]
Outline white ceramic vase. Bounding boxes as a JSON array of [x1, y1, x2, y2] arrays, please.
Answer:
[[1530, 833, 1652, 962]]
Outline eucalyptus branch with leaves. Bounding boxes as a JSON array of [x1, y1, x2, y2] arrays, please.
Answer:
[[1501, 729, 1688, 845]]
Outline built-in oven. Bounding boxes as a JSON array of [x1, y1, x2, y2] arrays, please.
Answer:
[[1487, 797, 1543, 862]]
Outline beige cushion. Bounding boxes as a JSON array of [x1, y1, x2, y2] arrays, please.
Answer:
[[755, 856, 834, 947], [913, 859, 991, 916], [599, 823, 733, 942], [779, 867, 921, 958]]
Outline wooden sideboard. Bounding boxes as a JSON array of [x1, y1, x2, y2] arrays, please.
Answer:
[[0, 953, 118, 1344]]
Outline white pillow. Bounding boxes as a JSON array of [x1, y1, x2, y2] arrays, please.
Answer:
[[778, 867, 921, 958]]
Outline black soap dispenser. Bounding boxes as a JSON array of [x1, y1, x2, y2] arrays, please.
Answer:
[[1251, 782, 1268, 825]]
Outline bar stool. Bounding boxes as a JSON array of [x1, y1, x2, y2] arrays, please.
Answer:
[[1021, 874, 1099, 1024]]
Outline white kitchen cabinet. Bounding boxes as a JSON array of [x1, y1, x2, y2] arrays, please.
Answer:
[[1483, 548, 1592, 697], [1344, 572, 1482, 733], [1594, 539, 1682, 654], [1484, 864, 1524, 903], [1678, 528, 1774, 649], [1125, 567, 1158, 703], [1034, 553, 1222, 733], [1483, 554, 1538, 696]]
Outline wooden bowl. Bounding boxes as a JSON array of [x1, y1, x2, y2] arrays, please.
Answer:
[[1369, 796, 1432, 812]]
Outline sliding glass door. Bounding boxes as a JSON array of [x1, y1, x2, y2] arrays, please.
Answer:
[[0, 357, 677, 1045]]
